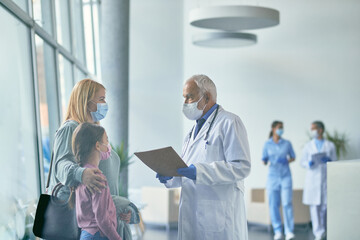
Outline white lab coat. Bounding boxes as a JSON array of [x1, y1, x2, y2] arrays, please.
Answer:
[[300, 139, 337, 205], [165, 106, 251, 240]]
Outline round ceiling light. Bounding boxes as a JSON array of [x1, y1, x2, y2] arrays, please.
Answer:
[[189, 5, 280, 31], [192, 32, 257, 48]]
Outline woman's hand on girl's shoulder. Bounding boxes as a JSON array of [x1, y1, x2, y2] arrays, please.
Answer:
[[82, 168, 107, 194]]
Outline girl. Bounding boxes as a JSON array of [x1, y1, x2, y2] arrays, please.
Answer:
[[72, 122, 122, 240], [262, 121, 296, 240]]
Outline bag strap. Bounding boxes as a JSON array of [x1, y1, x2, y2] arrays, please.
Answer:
[[45, 151, 54, 191], [52, 182, 64, 197]]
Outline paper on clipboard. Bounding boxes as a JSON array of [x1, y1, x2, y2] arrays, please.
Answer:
[[134, 146, 188, 177], [311, 152, 326, 166]]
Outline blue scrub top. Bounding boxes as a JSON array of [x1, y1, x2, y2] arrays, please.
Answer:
[[262, 138, 296, 165], [262, 138, 296, 191]]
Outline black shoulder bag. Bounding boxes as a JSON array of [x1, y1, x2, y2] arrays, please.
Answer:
[[33, 152, 81, 240]]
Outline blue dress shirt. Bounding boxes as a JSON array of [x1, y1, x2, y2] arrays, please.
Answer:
[[315, 139, 324, 152], [194, 103, 219, 138]]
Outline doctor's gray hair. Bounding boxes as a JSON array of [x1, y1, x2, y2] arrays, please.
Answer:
[[191, 74, 217, 102]]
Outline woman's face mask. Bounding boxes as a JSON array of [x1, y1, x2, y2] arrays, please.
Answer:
[[182, 95, 206, 120], [90, 101, 108, 122]]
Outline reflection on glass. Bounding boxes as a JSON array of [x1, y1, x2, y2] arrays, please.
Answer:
[[35, 36, 60, 183], [55, 0, 71, 51], [72, 0, 86, 65], [12, 0, 28, 13], [83, 0, 95, 74], [58, 54, 74, 119], [32, 0, 54, 35], [92, 1, 101, 79], [0, 7, 38, 239]]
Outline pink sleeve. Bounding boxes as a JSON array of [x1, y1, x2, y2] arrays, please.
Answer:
[[92, 188, 122, 240]]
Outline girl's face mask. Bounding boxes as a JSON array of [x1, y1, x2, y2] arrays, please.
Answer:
[[100, 142, 111, 160]]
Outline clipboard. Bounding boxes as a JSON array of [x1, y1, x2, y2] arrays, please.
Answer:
[[311, 152, 326, 166], [134, 146, 188, 177]]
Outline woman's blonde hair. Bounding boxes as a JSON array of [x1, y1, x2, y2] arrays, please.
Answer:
[[65, 79, 105, 123]]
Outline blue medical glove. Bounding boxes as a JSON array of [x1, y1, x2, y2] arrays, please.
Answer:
[[262, 157, 269, 165], [156, 173, 173, 183], [321, 156, 331, 163], [277, 157, 288, 164], [308, 160, 315, 168], [177, 164, 196, 180]]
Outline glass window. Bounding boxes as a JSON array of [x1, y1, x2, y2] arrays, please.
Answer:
[[0, 7, 38, 238], [35, 36, 60, 181], [74, 66, 87, 83], [32, 0, 54, 36], [92, 0, 101, 79], [55, 0, 72, 52], [58, 54, 74, 119], [83, 0, 95, 74], [12, 0, 28, 13], [71, 0, 86, 65], [0, 0, 102, 237]]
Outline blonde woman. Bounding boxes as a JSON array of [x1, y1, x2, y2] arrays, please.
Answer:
[[48, 79, 132, 237], [48, 79, 119, 196]]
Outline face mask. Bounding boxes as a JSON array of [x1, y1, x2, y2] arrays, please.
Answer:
[[182, 95, 206, 120], [100, 143, 111, 160], [276, 128, 284, 137], [90, 101, 108, 122], [311, 129, 319, 139]]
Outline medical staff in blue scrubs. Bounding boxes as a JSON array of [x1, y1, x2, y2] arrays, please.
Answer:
[[262, 121, 296, 240]]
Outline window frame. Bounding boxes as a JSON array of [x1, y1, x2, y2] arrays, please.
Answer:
[[0, 0, 100, 192]]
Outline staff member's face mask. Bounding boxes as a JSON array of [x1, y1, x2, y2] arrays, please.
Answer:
[[182, 95, 206, 120], [276, 128, 284, 137], [311, 129, 319, 139]]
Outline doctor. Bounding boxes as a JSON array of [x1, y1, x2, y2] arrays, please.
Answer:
[[300, 121, 336, 240], [156, 75, 251, 240]]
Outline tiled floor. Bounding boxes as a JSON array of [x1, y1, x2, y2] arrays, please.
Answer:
[[248, 224, 314, 240], [136, 224, 315, 240]]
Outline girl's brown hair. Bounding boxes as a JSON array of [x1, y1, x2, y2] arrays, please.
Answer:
[[72, 122, 105, 166], [65, 79, 105, 123]]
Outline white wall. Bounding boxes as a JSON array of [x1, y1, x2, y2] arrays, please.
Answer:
[[128, 0, 184, 190], [128, 0, 360, 195], [183, 0, 360, 190]]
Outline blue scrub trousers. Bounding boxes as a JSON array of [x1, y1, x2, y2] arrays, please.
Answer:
[[267, 164, 294, 235]]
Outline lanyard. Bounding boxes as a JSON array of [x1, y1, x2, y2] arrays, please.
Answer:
[[182, 106, 219, 157]]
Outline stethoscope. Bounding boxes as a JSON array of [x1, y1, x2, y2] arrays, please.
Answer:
[[181, 105, 219, 157]]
